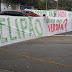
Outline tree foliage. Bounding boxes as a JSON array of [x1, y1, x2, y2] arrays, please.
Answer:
[[2, 0, 39, 8], [38, 0, 46, 10], [38, 0, 57, 10], [38, 0, 72, 10], [1, 0, 72, 10], [58, 0, 72, 10]]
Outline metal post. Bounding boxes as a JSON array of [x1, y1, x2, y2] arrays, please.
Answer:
[[56, 0, 58, 9], [46, 0, 47, 10]]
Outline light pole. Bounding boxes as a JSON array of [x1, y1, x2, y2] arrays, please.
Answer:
[[46, 0, 47, 10], [55, 0, 58, 9]]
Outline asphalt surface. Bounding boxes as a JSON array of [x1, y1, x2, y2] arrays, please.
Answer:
[[0, 36, 72, 72]]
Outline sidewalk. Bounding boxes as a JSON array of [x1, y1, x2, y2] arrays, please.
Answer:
[[26, 36, 72, 42]]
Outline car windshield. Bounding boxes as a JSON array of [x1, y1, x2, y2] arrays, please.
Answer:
[[1, 11, 27, 16], [23, 11, 35, 14]]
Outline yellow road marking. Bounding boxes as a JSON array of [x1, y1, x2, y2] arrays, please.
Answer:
[[0, 48, 72, 68]]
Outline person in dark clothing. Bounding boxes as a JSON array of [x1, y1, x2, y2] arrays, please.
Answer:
[[43, 14, 46, 17]]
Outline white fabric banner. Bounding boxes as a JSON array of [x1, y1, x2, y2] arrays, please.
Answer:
[[0, 15, 72, 46], [30, 9, 72, 17], [46, 17, 72, 36], [0, 16, 46, 46]]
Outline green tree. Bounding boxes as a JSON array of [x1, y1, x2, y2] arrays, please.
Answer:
[[38, 0, 46, 10], [1, 0, 39, 9], [2, 0, 72, 10], [38, 0, 57, 10], [58, 0, 72, 10]]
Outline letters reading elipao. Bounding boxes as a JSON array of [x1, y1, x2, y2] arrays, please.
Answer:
[[0, 17, 43, 43]]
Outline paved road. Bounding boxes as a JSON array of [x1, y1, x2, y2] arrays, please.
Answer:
[[0, 36, 72, 72]]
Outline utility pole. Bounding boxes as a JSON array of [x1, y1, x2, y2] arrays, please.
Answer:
[[46, 0, 47, 10]]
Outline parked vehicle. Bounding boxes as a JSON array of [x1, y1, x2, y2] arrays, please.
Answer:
[[0, 10, 28, 17], [22, 10, 40, 17]]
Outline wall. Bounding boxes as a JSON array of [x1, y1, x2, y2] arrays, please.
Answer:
[[1, 2, 20, 11]]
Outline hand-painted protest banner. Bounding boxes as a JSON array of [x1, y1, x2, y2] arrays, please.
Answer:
[[29, 9, 72, 17], [47, 10, 68, 17], [0, 13, 72, 47], [46, 17, 72, 36], [28, 9, 47, 17], [0, 16, 47, 46]]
